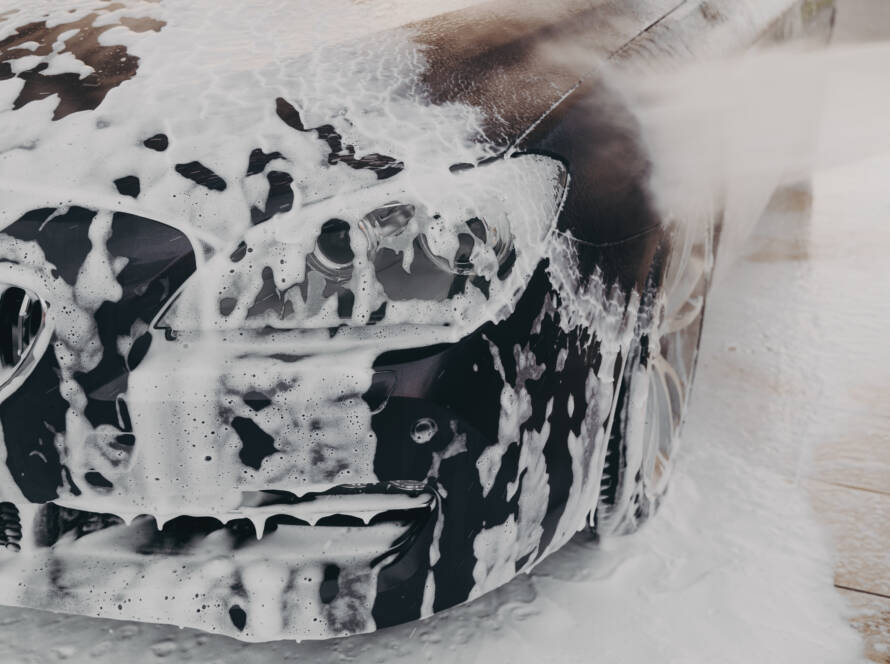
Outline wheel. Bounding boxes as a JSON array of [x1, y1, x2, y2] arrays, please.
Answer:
[[594, 211, 715, 536]]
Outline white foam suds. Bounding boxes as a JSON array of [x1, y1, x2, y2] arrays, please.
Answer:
[[0, 0, 603, 641], [1, 153, 876, 656], [0, 0, 566, 523]]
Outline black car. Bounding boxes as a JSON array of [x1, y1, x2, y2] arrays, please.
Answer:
[[0, 0, 833, 641]]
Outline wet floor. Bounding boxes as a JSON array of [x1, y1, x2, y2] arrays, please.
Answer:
[[777, 3, 890, 658], [714, 153, 890, 662]]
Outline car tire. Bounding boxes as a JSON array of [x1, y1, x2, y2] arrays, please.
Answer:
[[594, 212, 715, 536]]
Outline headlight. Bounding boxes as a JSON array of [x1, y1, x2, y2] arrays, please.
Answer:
[[157, 153, 568, 338], [0, 285, 48, 394]]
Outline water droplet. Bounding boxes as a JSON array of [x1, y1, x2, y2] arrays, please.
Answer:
[[150, 639, 178, 658], [51, 645, 76, 660], [411, 418, 438, 444]]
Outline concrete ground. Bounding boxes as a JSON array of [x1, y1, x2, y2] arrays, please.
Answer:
[[810, 1, 890, 660], [729, 154, 890, 662]]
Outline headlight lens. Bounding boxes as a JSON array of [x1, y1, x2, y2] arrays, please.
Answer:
[[0, 285, 47, 393], [157, 153, 568, 337], [306, 218, 358, 284]]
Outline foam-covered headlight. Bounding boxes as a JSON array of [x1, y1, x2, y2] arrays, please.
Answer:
[[0, 285, 49, 395], [157, 153, 568, 337]]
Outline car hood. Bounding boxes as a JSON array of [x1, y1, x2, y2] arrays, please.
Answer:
[[0, 0, 807, 245], [1, 0, 498, 248]]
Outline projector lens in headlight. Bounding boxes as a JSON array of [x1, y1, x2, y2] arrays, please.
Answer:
[[307, 218, 357, 283]]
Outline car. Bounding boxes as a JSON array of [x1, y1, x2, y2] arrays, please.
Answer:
[[0, 0, 834, 642]]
